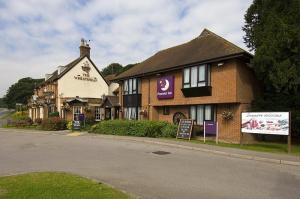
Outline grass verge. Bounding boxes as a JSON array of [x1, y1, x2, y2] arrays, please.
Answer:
[[167, 138, 300, 155], [0, 172, 133, 199]]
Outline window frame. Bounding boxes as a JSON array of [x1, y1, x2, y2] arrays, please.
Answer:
[[163, 106, 170, 115], [95, 106, 101, 121], [73, 106, 82, 121], [189, 104, 215, 125], [183, 64, 210, 88], [123, 78, 140, 95]]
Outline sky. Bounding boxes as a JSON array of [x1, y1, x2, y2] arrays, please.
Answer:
[[0, 0, 253, 97]]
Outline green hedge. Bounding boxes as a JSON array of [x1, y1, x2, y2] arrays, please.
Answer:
[[90, 120, 177, 138], [41, 117, 67, 131]]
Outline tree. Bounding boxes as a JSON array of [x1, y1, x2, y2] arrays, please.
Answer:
[[0, 98, 7, 108], [101, 63, 123, 76], [3, 77, 44, 109], [243, 0, 300, 135]]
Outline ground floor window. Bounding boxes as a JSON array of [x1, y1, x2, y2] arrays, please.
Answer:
[[73, 106, 82, 120], [190, 105, 215, 125], [124, 107, 141, 120], [163, 106, 170, 115], [95, 107, 101, 121]]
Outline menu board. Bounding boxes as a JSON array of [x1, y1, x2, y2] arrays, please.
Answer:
[[73, 120, 81, 131], [176, 119, 193, 139]]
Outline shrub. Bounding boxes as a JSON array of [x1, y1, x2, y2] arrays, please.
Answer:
[[161, 124, 178, 138], [11, 111, 29, 120], [85, 116, 96, 125], [41, 117, 67, 131], [14, 117, 33, 127], [49, 111, 59, 117], [35, 118, 43, 125], [67, 121, 73, 130], [89, 120, 178, 138]]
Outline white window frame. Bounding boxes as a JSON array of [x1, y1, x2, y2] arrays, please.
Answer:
[[73, 106, 82, 120], [95, 106, 101, 121]]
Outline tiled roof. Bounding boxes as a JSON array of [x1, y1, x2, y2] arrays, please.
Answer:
[[114, 29, 252, 80]]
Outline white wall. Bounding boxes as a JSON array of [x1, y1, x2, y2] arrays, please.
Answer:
[[108, 82, 119, 95], [57, 57, 109, 112]]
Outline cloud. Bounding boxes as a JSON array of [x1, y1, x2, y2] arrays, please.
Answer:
[[0, 0, 252, 97]]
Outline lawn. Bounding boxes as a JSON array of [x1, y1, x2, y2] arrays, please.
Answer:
[[171, 138, 300, 155], [0, 172, 133, 199]]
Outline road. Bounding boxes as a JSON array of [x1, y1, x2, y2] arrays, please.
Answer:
[[0, 129, 300, 199]]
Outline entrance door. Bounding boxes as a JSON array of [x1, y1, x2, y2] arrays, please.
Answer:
[[105, 108, 111, 120]]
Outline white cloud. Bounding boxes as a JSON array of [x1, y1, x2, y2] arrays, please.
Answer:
[[0, 0, 252, 97]]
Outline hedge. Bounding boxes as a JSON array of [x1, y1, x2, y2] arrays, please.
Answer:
[[41, 117, 67, 131], [90, 120, 178, 138]]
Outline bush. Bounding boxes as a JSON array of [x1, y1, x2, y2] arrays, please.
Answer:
[[11, 111, 29, 120], [85, 116, 96, 125], [35, 118, 43, 125], [41, 117, 67, 131], [49, 111, 59, 117], [14, 117, 33, 127], [67, 121, 73, 130], [89, 120, 178, 138]]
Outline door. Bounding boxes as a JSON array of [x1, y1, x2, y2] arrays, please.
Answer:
[[105, 108, 111, 120]]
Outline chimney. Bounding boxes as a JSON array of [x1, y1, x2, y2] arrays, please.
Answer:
[[79, 38, 90, 58]]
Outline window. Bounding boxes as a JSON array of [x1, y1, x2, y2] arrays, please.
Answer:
[[123, 78, 140, 95], [124, 80, 128, 95], [124, 107, 140, 120], [163, 106, 170, 115], [190, 105, 214, 125], [183, 64, 210, 88], [95, 107, 101, 121], [73, 106, 82, 120]]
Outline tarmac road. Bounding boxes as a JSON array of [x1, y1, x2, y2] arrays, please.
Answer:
[[0, 129, 300, 199]]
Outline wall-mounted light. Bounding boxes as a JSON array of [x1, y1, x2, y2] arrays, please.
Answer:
[[217, 62, 224, 67]]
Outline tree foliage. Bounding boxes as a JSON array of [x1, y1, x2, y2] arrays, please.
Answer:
[[3, 77, 44, 109], [101, 63, 123, 76], [101, 62, 138, 77], [243, 0, 300, 135], [0, 98, 7, 108]]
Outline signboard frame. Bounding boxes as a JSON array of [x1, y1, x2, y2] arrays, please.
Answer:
[[240, 111, 291, 153], [176, 119, 193, 140]]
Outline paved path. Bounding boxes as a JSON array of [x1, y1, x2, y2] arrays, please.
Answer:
[[1, 129, 300, 199]]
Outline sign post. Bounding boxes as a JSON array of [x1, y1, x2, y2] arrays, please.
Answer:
[[176, 119, 193, 140], [288, 112, 291, 153]]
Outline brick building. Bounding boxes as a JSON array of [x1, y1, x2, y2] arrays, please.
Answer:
[[113, 29, 260, 143]]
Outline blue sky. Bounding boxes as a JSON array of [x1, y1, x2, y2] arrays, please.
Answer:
[[0, 0, 252, 97]]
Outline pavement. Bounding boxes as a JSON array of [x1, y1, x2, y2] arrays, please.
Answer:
[[1, 128, 300, 199]]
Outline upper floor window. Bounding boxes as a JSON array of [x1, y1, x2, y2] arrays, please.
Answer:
[[123, 78, 141, 95], [183, 64, 210, 88]]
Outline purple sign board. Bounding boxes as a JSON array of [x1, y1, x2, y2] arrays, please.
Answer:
[[157, 75, 174, 99], [204, 121, 217, 135]]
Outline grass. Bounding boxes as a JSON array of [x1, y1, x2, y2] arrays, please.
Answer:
[[0, 172, 133, 199], [168, 138, 300, 155]]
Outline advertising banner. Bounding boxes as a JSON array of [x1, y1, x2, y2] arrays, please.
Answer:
[[157, 76, 174, 99], [241, 112, 289, 135]]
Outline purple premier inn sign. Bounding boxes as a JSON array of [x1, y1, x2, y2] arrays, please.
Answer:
[[157, 75, 174, 99]]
